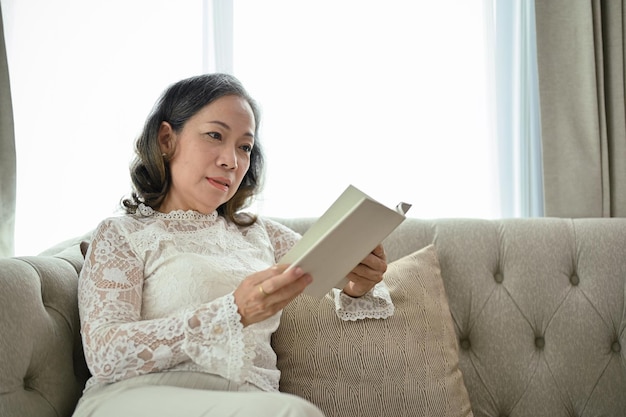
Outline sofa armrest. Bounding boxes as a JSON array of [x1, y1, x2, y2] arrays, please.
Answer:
[[0, 245, 89, 417]]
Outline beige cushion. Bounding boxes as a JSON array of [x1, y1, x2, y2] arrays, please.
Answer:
[[272, 244, 473, 417]]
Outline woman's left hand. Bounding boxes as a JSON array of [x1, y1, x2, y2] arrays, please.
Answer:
[[342, 243, 387, 298]]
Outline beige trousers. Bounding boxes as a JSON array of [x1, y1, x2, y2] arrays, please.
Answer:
[[72, 372, 325, 417]]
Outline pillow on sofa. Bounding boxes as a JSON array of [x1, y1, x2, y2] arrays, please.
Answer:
[[272, 244, 473, 417]]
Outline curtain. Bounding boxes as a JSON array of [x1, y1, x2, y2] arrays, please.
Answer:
[[491, 0, 544, 218], [535, 0, 626, 217], [203, 0, 233, 74], [211, 0, 233, 74], [0, 2, 16, 258]]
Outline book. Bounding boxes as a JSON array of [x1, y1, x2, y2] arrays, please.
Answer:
[[278, 185, 411, 298]]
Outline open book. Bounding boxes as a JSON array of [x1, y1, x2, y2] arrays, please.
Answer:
[[278, 185, 411, 298]]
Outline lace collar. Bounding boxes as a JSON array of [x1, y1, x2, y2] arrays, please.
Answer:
[[137, 203, 219, 221]]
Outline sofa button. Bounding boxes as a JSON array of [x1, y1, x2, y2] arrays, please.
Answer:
[[570, 274, 579, 286], [612, 341, 621, 353], [23, 376, 33, 390], [535, 336, 545, 349], [494, 273, 504, 284], [460, 338, 471, 350]]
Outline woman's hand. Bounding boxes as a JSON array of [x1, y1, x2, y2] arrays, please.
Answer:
[[342, 244, 387, 298], [234, 265, 312, 327]]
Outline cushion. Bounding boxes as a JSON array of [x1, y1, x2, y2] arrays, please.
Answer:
[[272, 244, 473, 417]]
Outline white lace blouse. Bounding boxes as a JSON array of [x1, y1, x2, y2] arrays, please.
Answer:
[[78, 205, 395, 393]]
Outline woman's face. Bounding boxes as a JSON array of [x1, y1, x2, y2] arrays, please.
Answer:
[[158, 94, 256, 214]]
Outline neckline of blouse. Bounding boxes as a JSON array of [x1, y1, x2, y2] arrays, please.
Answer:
[[137, 203, 219, 221]]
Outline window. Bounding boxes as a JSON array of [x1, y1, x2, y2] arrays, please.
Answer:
[[4, 0, 206, 255], [5, 0, 507, 255], [234, 1, 499, 219]]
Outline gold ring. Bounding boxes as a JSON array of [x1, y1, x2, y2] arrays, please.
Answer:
[[259, 285, 268, 296]]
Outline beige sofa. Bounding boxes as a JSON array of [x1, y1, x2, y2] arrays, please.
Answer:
[[1, 217, 625, 417]]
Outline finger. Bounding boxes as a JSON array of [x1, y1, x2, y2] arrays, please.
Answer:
[[242, 265, 286, 291], [251, 264, 289, 284], [271, 272, 312, 302], [372, 243, 386, 260], [258, 266, 308, 295], [258, 284, 270, 297], [347, 264, 383, 285], [242, 271, 312, 325], [342, 271, 379, 298], [358, 251, 388, 275]]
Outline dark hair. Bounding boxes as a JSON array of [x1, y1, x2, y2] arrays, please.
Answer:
[[122, 73, 264, 226]]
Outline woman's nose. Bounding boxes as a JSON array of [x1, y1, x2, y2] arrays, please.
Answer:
[[218, 146, 238, 169]]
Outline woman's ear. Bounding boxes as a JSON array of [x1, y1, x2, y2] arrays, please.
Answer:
[[158, 122, 176, 155]]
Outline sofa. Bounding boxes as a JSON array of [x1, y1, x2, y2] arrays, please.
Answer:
[[1, 217, 625, 417]]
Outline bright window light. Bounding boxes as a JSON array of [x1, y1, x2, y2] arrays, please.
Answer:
[[5, 0, 497, 255], [233, 1, 499, 219], [5, 0, 205, 255]]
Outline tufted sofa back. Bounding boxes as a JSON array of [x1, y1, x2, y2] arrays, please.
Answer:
[[278, 217, 626, 417], [0, 218, 625, 417]]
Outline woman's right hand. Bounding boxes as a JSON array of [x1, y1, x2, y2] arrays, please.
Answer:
[[233, 265, 312, 327]]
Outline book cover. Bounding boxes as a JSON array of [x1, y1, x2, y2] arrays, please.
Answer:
[[279, 185, 411, 298]]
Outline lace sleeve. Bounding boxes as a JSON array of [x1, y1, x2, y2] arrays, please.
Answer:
[[181, 293, 255, 383], [332, 282, 395, 321], [78, 219, 255, 385], [261, 218, 301, 261]]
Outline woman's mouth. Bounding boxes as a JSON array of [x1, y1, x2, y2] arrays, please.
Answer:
[[207, 177, 230, 192]]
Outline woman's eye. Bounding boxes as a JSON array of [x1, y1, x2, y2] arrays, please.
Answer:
[[240, 144, 253, 153], [207, 132, 221, 140]]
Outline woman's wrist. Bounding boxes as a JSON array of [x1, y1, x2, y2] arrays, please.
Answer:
[[341, 287, 368, 298]]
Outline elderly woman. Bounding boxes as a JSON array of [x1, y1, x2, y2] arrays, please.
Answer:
[[73, 73, 394, 417]]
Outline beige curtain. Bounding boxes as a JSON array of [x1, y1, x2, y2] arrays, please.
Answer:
[[0, 3, 16, 257], [535, 0, 626, 217]]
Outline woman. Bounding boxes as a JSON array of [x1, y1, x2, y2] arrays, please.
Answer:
[[73, 73, 394, 417]]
